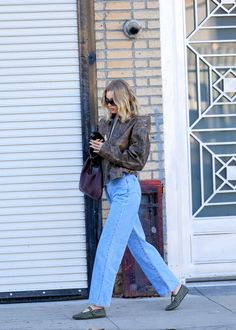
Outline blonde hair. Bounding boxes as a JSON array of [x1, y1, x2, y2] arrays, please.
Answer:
[[101, 79, 139, 122]]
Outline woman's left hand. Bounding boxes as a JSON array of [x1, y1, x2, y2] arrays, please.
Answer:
[[89, 139, 104, 153]]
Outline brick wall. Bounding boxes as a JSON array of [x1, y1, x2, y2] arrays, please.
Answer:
[[94, 0, 167, 254], [94, 0, 164, 182]]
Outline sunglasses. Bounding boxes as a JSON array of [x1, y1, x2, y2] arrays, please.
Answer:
[[105, 97, 116, 106]]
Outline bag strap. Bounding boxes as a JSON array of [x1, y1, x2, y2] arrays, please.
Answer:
[[108, 115, 118, 140]]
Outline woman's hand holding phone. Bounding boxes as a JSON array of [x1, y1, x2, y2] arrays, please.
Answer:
[[89, 139, 104, 153], [89, 131, 105, 154]]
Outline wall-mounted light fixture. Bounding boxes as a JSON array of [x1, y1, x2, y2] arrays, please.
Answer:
[[123, 20, 142, 39]]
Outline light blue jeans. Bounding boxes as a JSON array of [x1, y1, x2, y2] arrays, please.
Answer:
[[89, 174, 179, 307]]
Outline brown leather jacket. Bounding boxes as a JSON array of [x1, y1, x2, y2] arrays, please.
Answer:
[[97, 115, 150, 186]]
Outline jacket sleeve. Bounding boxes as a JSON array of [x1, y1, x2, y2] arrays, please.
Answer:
[[98, 116, 150, 171]]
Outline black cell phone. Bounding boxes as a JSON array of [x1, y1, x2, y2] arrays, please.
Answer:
[[90, 131, 105, 141], [89, 131, 105, 161]]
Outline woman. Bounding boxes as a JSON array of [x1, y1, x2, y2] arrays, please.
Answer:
[[73, 79, 188, 320]]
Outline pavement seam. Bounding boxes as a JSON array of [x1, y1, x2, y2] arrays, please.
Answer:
[[106, 315, 120, 329], [195, 287, 236, 316]]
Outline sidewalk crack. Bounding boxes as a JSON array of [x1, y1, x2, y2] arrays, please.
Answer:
[[195, 287, 236, 316], [106, 315, 120, 329]]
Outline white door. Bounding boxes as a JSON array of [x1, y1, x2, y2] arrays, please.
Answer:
[[0, 0, 87, 294], [185, 0, 236, 279], [161, 0, 236, 280]]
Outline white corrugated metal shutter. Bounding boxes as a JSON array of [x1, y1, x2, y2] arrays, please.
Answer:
[[0, 0, 87, 293]]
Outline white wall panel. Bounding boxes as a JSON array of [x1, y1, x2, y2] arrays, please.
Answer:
[[0, 0, 87, 293]]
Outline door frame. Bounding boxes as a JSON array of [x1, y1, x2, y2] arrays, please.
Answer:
[[160, 0, 191, 280]]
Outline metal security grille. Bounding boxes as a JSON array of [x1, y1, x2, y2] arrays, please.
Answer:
[[0, 0, 88, 298], [186, 0, 236, 218]]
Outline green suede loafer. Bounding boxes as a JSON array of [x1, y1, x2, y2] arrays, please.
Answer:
[[72, 306, 106, 320], [165, 284, 189, 311]]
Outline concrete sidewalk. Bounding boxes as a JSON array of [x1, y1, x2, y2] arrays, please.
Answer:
[[0, 283, 236, 330]]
